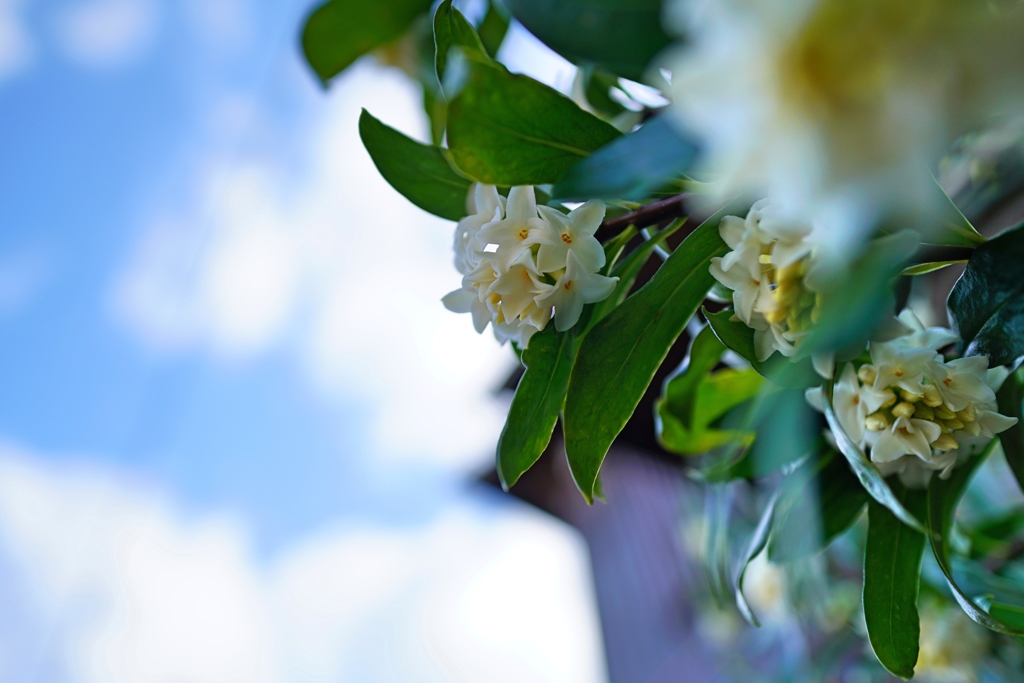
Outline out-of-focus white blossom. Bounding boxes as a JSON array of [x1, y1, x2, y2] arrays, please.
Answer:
[[710, 200, 821, 361], [916, 599, 989, 683], [806, 322, 1018, 488], [664, 0, 1024, 259], [444, 184, 618, 346]]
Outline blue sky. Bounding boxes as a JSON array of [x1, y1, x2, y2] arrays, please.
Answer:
[[0, 1, 602, 679]]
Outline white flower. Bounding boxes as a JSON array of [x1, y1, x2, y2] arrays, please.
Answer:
[[535, 251, 618, 332], [893, 309, 959, 352], [832, 363, 872, 446], [665, 0, 1024, 259], [453, 183, 504, 275], [709, 200, 819, 360], [930, 356, 997, 413], [868, 341, 936, 395], [441, 286, 491, 334], [444, 186, 618, 345], [475, 186, 539, 270], [807, 325, 1018, 488], [870, 416, 943, 465], [488, 251, 547, 325], [530, 200, 607, 274]]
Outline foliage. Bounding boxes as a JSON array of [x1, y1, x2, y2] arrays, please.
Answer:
[[299, 0, 1024, 677]]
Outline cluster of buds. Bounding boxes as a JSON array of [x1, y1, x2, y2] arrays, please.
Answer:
[[442, 184, 618, 347], [808, 312, 1017, 488], [710, 200, 823, 362]]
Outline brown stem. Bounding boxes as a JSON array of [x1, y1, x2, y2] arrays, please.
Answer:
[[598, 194, 688, 237]]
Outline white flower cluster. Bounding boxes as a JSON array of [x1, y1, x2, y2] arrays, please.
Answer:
[[443, 184, 618, 347], [665, 0, 1024, 257], [710, 200, 822, 362], [807, 312, 1018, 488]]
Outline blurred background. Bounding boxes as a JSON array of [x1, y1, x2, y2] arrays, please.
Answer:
[[0, 1, 608, 680]]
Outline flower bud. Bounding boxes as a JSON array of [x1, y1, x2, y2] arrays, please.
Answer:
[[892, 402, 916, 419], [932, 433, 959, 452], [965, 421, 981, 437], [944, 419, 965, 431], [857, 365, 877, 385], [900, 390, 923, 403], [922, 386, 943, 407], [957, 405, 976, 423], [914, 404, 935, 421], [934, 406, 956, 420], [865, 412, 890, 431], [879, 391, 898, 409]]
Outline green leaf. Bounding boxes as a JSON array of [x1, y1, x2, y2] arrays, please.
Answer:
[[477, 1, 510, 58], [552, 116, 699, 202], [997, 368, 1024, 495], [656, 326, 764, 455], [769, 447, 868, 562], [805, 230, 921, 356], [948, 221, 1024, 366], [863, 482, 927, 680], [579, 66, 628, 118], [901, 260, 967, 276], [302, 0, 433, 84], [563, 200, 744, 502], [823, 398, 927, 534], [502, 0, 674, 81], [922, 179, 986, 247], [446, 62, 621, 185], [358, 109, 471, 221], [579, 218, 688, 335], [433, 0, 489, 89], [496, 326, 576, 490], [735, 490, 779, 628], [926, 439, 1024, 635], [703, 308, 819, 388]]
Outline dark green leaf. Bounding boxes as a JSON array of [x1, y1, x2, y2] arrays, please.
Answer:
[[478, 1, 510, 58], [563, 200, 744, 502], [423, 88, 447, 146], [823, 399, 927, 533], [997, 368, 1024, 495], [302, 0, 433, 84], [502, 0, 674, 81], [736, 490, 779, 628], [446, 62, 621, 185], [805, 230, 920, 356], [579, 218, 687, 335], [948, 222, 1024, 366], [358, 109, 470, 221], [580, 66, 628, 118], [926, 438, 1024, 635], [863, 482, 927, 680], [922, 180, 986, 248], [703, 308, 819, 388], [657, 326, 763, 455], [769, 447, 868, 562], [552, 116, 699, 202], [433, 0, 489, 89], [496, 327, 575, 490]]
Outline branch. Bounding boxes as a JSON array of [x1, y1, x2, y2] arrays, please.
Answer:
[[598, 194, 688, 237]]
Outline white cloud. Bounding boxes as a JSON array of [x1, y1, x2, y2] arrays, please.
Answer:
[[113, 65, 513, 468], [0, 0, 32, 82], [0, 443, 607, 682], [55, 0, 159, 68]]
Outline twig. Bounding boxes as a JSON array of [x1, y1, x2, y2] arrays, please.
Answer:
[[599, 194, 688, 236]]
